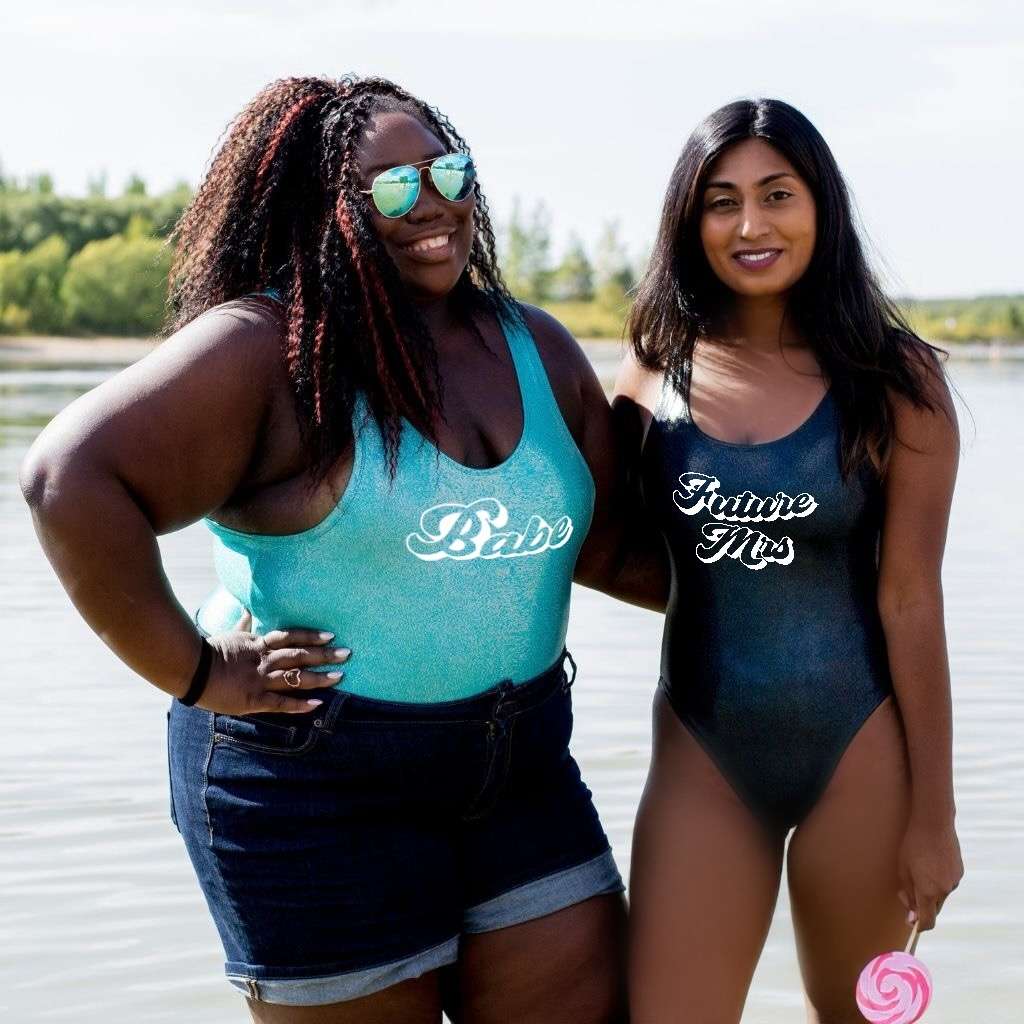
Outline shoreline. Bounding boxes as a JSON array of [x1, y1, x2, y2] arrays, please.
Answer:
[[0, 335, 160, 366], [2, 334, 1022, 368], [583, 339, 1024, 361]]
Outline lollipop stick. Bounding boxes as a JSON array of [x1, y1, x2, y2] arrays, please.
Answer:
[[904, 920, 921, 955]]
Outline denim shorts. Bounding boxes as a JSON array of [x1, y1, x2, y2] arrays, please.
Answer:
[[166, 650, 623, 1006]]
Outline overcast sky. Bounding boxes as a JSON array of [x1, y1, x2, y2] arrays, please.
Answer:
[[3, 0, 1021, 297]]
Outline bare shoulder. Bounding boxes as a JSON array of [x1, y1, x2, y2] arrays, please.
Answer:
[[516, 303, 599, 439], [889, 339, 959, 455], [519, 303, 592, 381], [31, 294, 290, 464], [613, 345, 650, 400], [613, 343, 663, 414], [20, 295, 297, 533], [154, 294, 289, 386]]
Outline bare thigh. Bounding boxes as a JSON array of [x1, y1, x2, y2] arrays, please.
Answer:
[[246, 973, 442, 1024], [787, 696, 911, 1024], [629, 690, 785, 1024], [449, 891, 628, 1024]]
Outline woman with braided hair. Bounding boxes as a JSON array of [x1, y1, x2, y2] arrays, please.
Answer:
[[21, 75, 664, 1022]]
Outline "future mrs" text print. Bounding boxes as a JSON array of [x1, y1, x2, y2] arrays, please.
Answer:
[[672, 471, 817, 571]]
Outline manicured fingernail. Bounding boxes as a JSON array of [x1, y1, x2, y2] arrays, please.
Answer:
[[326, 671, 343, 681], [907, 910, 917, 923], [333, 648, 350, 660], [306, 699, 323, 707], [318, 632, 335, 641]]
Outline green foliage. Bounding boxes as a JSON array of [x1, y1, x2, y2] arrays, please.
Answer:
[[0, 235, 69, 334], [550, 234, 594, 302], [124, 212, 155, 240], [594, 279, 632, 319], [592, 222, 635, 294], [550, 294, 1024, 342], [0, 302, 30, 333], [903, 296, 1024, 343], [588, 222, 635, 321], [28, 173, 54, 195], [123, 174, 147, 197], [501, 199, 553, 302], [540, 299, 626, 339], [0, 170, 189, 335], [0, 172, 1018, 344], [499, 206, 640, 318], [60, 233, 171, 335], [86, 172, 108, 198], [0, 180, 191, 255]]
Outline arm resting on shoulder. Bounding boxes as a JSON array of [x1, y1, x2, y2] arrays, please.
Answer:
[[528, 313, 667, 612]]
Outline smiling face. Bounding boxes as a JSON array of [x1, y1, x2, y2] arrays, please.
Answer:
[[698, 138, 817, 301], [357, 110, 475, 303]]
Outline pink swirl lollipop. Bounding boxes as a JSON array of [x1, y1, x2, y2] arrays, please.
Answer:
[[856, 923, 933, 1024]]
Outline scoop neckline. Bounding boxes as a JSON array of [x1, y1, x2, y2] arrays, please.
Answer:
[[686, 386, 833, 450], [401, 315, 529, 476], [253, 290, 530, 475]]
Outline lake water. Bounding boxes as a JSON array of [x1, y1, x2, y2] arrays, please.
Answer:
[[1, 348, 1021, 1022]]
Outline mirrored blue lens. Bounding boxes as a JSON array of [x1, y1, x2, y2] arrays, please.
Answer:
[[371, 165, 420, 218], [429, 154, 475, 202]]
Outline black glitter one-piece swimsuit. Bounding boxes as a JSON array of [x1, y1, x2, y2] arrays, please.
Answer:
[[642, 364, 893, 831]]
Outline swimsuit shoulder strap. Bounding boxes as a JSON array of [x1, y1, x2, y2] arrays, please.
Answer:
[[500, 312, 567, 443]]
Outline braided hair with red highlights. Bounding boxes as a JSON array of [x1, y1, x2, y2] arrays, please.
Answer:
[[167, 75, 517, 479]]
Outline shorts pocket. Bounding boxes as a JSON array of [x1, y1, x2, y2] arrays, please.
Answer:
[[212, 710, 322, 756]]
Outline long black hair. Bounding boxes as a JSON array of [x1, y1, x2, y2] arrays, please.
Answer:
[[628, 97, 948, 476], [168, 75, 517, 481]]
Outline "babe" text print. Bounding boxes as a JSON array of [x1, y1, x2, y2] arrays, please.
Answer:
[[406, 498, 573, 562]]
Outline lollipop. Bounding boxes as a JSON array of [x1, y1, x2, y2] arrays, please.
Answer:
[[856, 922, 933, 1024]]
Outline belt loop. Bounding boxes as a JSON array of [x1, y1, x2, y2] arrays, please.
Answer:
[[563, 649, 577, 691], [314, 689, 348, 734], [492, 678, 513, 721]]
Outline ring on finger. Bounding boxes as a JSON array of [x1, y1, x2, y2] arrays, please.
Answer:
[[283, 668, 302, 688]]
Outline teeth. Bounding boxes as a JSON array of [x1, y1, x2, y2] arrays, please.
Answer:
[[409, 234, 451, 254], [736, 250, 777, 262]]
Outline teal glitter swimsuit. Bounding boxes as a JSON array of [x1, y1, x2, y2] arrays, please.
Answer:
[[195, 307, 595, 703]]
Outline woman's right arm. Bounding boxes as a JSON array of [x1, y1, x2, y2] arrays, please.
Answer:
[[19, 303, 339, 712]]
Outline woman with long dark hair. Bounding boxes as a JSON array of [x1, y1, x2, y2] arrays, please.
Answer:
[[20, 75, 663, 1022], [616, 99, 963, 1022]]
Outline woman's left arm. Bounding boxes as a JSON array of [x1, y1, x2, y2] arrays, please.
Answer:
[[572, 351, 669, 612], [522, 305, 668, 612], [878, 362, 965, 930]]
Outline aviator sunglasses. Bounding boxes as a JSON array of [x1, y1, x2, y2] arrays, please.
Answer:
[[359, 152, 476, 219]]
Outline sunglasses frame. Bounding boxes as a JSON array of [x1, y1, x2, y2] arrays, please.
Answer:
[[358, 153, 476, 219]]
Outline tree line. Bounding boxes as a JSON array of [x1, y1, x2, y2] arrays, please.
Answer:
[[0, 169, 187, 335], [0, 169, 1020, 342]]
